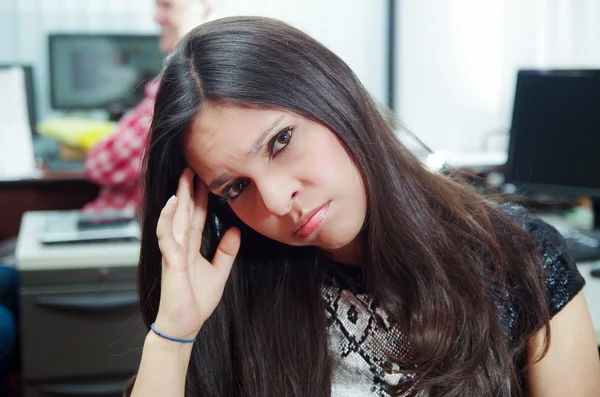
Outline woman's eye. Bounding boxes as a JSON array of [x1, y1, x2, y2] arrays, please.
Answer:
[[271, 127, 293, 156], [220, 179, 249, 203], [228, 180, 248, 199]]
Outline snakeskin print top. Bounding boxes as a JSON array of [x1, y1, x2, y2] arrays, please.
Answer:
[[321, 204, 586, 396]]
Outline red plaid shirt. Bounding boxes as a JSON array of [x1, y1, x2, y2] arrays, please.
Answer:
[[82, 79, 159, 213]]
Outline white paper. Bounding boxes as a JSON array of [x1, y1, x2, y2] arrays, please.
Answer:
[[0, 67, 38, 179]]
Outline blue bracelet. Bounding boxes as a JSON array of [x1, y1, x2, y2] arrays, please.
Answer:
[[150, 322, 197, 343]]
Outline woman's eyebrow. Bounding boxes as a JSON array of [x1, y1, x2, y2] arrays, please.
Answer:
[[207, 115, 286, 191], [208, 171, 234, 191], [247, 115, 285, 157]]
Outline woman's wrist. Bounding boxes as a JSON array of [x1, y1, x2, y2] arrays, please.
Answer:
[[132, 330, 195, 397], [144, 329, 195, 358], [153, 314, 203, 342], [150, 322, 197, 343]]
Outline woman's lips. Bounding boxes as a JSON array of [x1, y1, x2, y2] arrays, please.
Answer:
[[294, 202, 330, 239]]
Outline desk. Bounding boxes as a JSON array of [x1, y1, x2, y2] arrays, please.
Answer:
[[0, 169, 98, 242], [16, 211, 142, 397]]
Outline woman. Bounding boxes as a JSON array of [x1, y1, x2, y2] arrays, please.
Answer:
[[130, 16, 600, 396]]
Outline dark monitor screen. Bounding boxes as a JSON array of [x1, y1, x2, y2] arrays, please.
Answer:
[[505, 70, 600, 198], [49, 34, 163, 110]]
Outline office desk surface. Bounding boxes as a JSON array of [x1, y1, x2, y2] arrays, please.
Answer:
[[0, 168, 93, 189], [16, 211, 140, 271], [0, 170, 98, 242]]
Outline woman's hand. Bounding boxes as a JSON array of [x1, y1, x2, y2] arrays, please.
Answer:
[[153, 168, 241, 340]]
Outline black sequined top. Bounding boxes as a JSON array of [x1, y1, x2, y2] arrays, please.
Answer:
[[321, 204, 586, 396]]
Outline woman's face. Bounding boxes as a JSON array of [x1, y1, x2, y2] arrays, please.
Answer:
[[184, 103, 368, 264]]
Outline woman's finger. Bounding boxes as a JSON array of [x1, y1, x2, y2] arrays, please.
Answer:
[[189, 179, 195, 227], [173, 168, 194, 245], [211, 227, 241, 278], [156, 196, 183, 268], [188, 181, 208, 261]]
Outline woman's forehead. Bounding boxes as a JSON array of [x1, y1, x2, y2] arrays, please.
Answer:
[[187, 105, 288, 149], [190, 103, 290, 137], [183, 104, 292, 178]]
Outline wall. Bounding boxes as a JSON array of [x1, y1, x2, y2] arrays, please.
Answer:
[[218, 0, 388, 107], [396, 0, 600, 153], [0, 0, 387, 122]]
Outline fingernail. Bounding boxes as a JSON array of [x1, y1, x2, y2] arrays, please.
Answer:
[[167, 195, 176, 205]]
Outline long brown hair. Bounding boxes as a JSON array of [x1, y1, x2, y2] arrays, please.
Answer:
[[138, 16, 549, 396]]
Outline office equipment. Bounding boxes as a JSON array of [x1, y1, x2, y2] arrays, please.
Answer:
[[77, 207, 136, 227], [561, 228, 600, 262], [425, 149, 507, 171], [590, 267, 600, 278], [40, 210, 140, 245], [48, 34, 162, 111], [16, 211, 143, 397], [0, 64, 37, 134], [505, 70, 600, 261], [0, 66, 38, 179]]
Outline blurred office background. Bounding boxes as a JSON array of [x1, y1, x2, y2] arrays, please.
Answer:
[[2, 2, 600, 396], [0, 0, 388, 123], [3, 0, 600, 156], [397, 0, 600, 153]]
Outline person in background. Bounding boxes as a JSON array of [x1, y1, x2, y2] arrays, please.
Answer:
[[83, 0, 214, 213]]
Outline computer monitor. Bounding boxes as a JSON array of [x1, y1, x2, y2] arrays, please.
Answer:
[[48, 34, 163, 111], [505, 69, 600, 228]]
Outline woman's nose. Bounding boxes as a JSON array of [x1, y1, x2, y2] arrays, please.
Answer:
[[255, 176, 298, 217]]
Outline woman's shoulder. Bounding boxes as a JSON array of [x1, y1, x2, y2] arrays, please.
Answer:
[[496, 202, 585, 318]]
